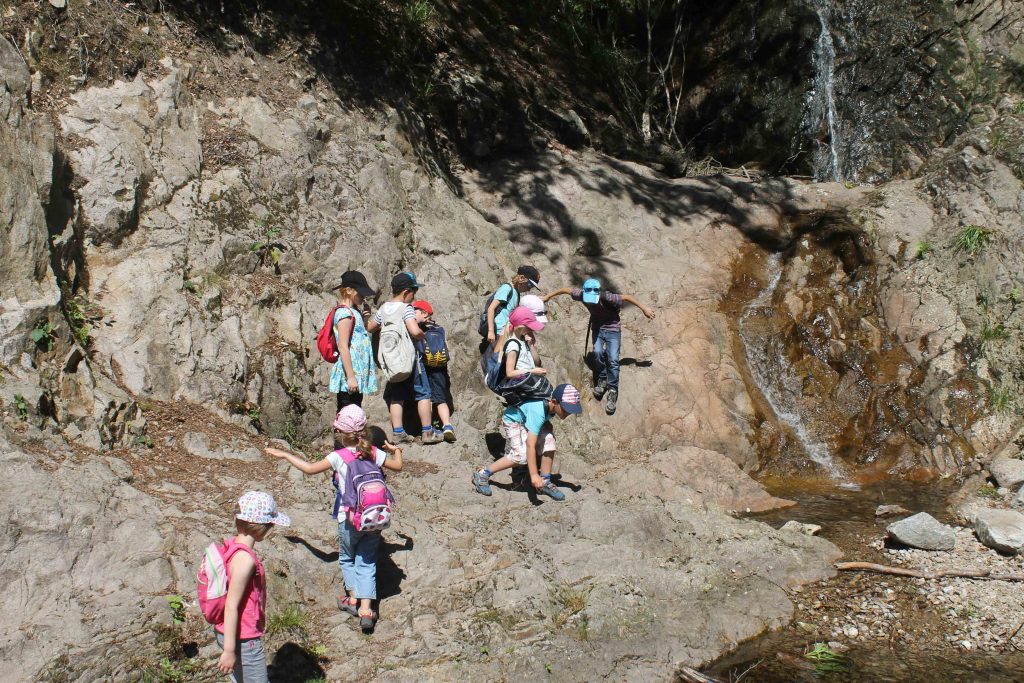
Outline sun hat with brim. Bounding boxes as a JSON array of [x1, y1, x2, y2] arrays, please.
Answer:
[[334, 404, 368, 433], [335, 270, 377, 298], [520, 294, 548, 324], [581, 278, 601, 305], [552, 383, 583, 414], [508, 306, 544, 331], [237, 491, 291, 526], [412, 300, 433, 315]]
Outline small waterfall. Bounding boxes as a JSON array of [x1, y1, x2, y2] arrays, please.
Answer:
[[739, 254, 846, 479], [805, 0, 843, 181]]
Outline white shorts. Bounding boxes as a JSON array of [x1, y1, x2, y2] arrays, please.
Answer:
[[502, 419, 556, 466]]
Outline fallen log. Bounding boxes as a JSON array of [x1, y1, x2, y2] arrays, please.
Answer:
[[836, 561, 1024, 581]]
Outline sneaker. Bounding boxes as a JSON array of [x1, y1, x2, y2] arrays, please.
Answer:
[[421, 430, 442, 445], [472, 470, 493, 496], [537, 481, 566, 501], [605, 389, 618, 415], [592, 382, 607, 400], [442, 426, 456, 443], [392, 431, 416, 444]]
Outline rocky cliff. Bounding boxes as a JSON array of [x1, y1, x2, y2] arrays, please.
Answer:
[[1, 1, 1022, 681]]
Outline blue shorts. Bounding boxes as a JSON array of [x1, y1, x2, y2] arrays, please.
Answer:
[[426, 368, 450, 405], [383, 356, 431, 404]]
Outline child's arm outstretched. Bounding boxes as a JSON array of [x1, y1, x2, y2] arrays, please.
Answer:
[[620, 294, 656, 320], [218, 551, 256, 674], [542, 287, 573, 303], [264, 447, 333, 475], [380, 442, 403, 473]]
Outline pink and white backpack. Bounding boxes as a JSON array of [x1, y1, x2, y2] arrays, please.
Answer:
[[196, 540, 260, 624], [333, 448, 395, 532]]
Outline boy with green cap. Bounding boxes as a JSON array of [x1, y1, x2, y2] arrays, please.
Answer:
[[544, 279, 656, 415]]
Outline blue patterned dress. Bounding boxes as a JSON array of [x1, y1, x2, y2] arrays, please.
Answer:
[[329, 307, 378, 396]]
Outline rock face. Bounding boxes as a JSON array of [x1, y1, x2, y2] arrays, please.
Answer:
[[886, 513, 956, 551], [974, 508, 1024, 555]]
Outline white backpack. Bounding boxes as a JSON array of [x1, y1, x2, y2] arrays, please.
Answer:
[[377, 304, 415, 383]]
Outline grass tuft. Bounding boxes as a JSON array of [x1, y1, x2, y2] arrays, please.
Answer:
[[953, 224, 991, 256]]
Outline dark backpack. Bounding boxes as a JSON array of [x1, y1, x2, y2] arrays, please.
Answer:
[[483, 339, 553, 405], [477, 284, 518, 337], [422, 324, 450, 368]]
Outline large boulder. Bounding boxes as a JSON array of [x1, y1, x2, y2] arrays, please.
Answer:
[[886, 512, 956, 551], [989, 458, 1024, 490], [974, 508, 1024, 555]]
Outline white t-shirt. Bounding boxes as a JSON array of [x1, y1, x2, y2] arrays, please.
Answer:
[[503, 337, 535, 372], [373, 301, 415, 325], [326, 447, 387, 521]]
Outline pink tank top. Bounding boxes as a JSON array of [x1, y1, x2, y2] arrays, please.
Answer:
[[214, 539, 266, 639]]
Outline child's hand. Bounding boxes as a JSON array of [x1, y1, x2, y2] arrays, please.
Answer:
[[382, 442, 398, 454], [218, 650, 236, 674], [643, 307, 656, 320], [531, 474, 545, 489], [264, 447, 288, 459], [531, 367, 547, 376], [346, 376, 359, 393]]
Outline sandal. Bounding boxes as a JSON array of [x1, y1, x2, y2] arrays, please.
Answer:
[[336, 596, 359, 617], [358, 610, 377, 631]]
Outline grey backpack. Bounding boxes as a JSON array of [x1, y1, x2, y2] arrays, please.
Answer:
[[377, 305, 415, 383]]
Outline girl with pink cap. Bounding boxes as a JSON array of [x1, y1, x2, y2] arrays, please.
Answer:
[[265, 405, 402, 630]]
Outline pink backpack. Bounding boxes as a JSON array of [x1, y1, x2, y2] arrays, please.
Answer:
[[336, 448, 394, 532], [196, 540, 261, 624]]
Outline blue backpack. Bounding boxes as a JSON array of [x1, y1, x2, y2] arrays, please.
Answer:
[[422, 324, 449, 368], [477, 283, 518, 337]]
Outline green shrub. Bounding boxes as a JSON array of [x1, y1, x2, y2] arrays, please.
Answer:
[[953, 224, 991, 255]]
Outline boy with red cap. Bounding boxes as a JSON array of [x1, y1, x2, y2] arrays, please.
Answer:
[[473, 306, 582, 500], [412, 299, 456, 442]]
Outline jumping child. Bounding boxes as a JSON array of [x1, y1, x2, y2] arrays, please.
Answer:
[[265, 405, 402, 630], [544, 278, 656, 415], [215, 491, 291, 681]]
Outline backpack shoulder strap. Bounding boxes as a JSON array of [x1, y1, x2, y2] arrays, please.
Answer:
[[338, 447, 359, 464]]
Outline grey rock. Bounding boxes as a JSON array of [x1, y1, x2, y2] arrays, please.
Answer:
[[988, 458, 1024, 490], [183, 432, 261, 462], [780, 521, 822, 536], [974, 508, 1024, 555], [876, 504, 910, 518], [886, 512, 956, 551]]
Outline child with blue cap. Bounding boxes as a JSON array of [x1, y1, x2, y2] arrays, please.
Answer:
[[544, 278, 655, 414]]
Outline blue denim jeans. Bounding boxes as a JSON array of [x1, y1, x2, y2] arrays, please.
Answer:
[[338, 518, 381, 600], [215, 632, 268, 683], [593, 329, 621, 389]]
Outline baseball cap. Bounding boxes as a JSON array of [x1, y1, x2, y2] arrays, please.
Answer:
[[236, 491, 291, 526], [508, 305, 544, 331], [333, 404, 368, 433], [581, 278, 601, 304], [335, 270, 377, 298], [552, 383, 583, 415], [517, 265, 540, 289], [412, 300, 433, 315], [391, 271, 423, 293], [520, 294, 547, 324]]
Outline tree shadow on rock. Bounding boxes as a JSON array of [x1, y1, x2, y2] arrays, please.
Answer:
[[268, 642, 326, 683]]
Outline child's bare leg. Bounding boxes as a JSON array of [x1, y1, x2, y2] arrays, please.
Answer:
[[359, 598, 373, 617], [484, 456, 517, 475], [416, 398, 433, 431], [540, 449, 556, 476], [389, 403, 403, 430], [436, 402, 452, 425]]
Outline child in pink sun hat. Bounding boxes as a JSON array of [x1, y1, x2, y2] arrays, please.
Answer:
[[265, 405, 402, 631]]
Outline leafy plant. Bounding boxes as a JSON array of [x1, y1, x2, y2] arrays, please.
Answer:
[[980, 322, 1008, 345], [137, 434, 155, 448], [914, 241, 930, 259], [803, 642, 849, 674], [308, 643, 329, 661], [977, 485, 1002, 500], [250, 225, 285, 270], [14, 394, 28, 420], [576, 615, 590, 641], [165, 595, 186, 623], [953, 224, 991, 256], [1008, 288, 1021, 306], [183, 280, 200, 295], [31, 321, 57, 351], [141, 658, 198, 683], [990, 129, 1008, 151], [65, 297, 91, 347], [1014, 101, 1024, 115], [552, 583, 590, 628]]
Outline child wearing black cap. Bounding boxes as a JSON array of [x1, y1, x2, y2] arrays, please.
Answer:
[[366, 271, 440, 444], [482, 265, 541, 346], [329, 271, 379, 410]]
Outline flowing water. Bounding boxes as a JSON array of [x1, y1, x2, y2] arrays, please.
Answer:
[[805, 0, 843, 181]]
